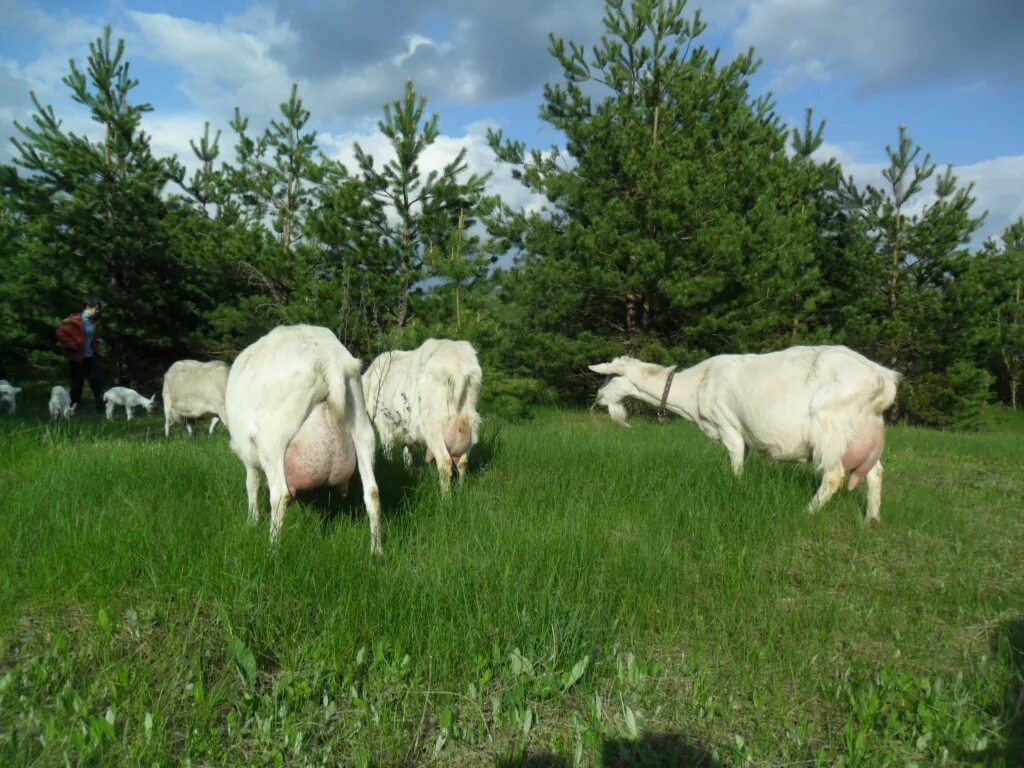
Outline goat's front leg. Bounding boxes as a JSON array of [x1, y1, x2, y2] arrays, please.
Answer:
[[721, 430, 747, 476]]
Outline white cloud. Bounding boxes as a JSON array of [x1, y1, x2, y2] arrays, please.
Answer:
[[959, 155, 1024, 241], [768, 58, 830, 93], [127, 10, 295, 118], [814, 141, 1024, 243]]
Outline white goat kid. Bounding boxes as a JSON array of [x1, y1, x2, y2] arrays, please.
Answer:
[[0, 380, 22, 414], [49, 385, 76, 420], [162, 359, 229, 437], [363, 339, 482, 491], [589, 345, 901, 521], [225, 325, 382, 552], [103, 387, 157, 420]]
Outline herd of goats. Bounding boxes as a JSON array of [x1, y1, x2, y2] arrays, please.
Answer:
[[0, 325, 901, 553]]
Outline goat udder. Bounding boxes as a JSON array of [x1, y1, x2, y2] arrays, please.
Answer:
[[842, 420, 885, 490]]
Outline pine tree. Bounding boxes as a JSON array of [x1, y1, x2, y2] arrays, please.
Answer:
[[230, 84, 320, 251], [5, 25, 188, 383], [426, 209, 499, 332], [353, 79, 491, 335], [488, 0, 832, 398], [964, 219, 1024, 408], [840, 126, 988, 426]]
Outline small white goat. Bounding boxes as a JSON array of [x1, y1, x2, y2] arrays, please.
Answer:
[[49, 385, 76, 420], [0, 380, 22, 414], [590, 345, 901, 521], [103, 386, 157, 421], [162, 359, 229, 437]]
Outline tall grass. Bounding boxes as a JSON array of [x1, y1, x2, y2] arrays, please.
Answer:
[[0, 398, 1021, 766]]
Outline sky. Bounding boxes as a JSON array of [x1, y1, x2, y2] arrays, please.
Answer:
[[1, 0, 1022, 244]]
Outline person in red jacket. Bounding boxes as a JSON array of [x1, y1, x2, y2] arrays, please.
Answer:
[[56, 297, 104, 413]]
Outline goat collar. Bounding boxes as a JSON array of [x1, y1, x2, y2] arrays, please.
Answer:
[[657, 366, 677, 424]]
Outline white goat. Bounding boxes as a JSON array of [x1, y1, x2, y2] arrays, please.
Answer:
[[363, 339, 482, 490], [0, 380, 22, 414], [225, 325, 382, 552], [589, 345, 901, 521], [162, 359, 229, 437], [103, 387, 157, 420], [49, 385, 76, 420]]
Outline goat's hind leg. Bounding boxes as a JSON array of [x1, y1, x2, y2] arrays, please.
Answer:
[[245, 465, 262, 524], [808, 464, 846, 513], [864, 461, 883, 523]]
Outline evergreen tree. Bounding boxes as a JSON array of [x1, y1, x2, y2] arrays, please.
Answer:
[[426, 209, 499, 332], [488, 0, 832, 399], [0, 166, 32, 375], [230, 84, 320, 251], [964, 218, 1024, 408], [303, 159, 390, 354], [198, 85, 327, 343], [353, 79, 492, 335], [840, 126, 989, 426], [5, 25, 189, 383]]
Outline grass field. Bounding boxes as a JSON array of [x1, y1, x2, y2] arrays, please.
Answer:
[[0, 393, 1022, 766]]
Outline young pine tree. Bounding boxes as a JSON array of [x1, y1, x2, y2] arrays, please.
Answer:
[[840, 126, 989, 426], [488, 0, 831, 398], [964, 219, 1024, 409], [7, 25, 189, 383], [353, 79, 491, 336]]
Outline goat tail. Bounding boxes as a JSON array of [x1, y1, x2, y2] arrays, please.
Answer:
[[871, 366, 902, 415], [444, 368, 482, 451], [324, 352, 362, 425]]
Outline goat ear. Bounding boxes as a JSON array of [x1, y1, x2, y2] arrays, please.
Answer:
[[588, 362, 622, 376]]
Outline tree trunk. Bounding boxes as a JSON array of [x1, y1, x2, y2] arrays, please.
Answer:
[[625, 293, 639, 350], [455, 283, 462, 331]]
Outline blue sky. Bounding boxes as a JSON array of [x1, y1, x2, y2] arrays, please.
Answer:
[[1, 0, 1022, 243]]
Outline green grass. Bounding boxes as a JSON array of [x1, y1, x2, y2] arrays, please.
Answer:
[[0, 396, 1021, 766]]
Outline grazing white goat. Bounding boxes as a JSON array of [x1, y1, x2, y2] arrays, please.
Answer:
[[162, 359, 229, 437], [225, 325, 382, 552], [363, 339, 482, 490], [589, 345, 901, 521], [103, 387, 157, 420], [0, 380, 22, 414], [49, 385, 76, 420]]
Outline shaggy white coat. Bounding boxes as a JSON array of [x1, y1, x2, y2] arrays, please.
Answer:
[[590, 345, 901, 520], [363, 338, 482, 490]]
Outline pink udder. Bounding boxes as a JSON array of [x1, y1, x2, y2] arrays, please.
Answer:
[[842, 420, 885, 490]]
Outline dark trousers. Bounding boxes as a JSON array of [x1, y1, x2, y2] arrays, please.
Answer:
[[70, 356, 104, 413]]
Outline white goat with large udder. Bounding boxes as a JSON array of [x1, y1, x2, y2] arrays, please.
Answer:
[[589, 345, 901, 521], [225, 325, 382, 552], [363, 339, 482, 491]]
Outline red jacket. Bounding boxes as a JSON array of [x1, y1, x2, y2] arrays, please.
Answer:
[[56, 313, 100, 363]]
